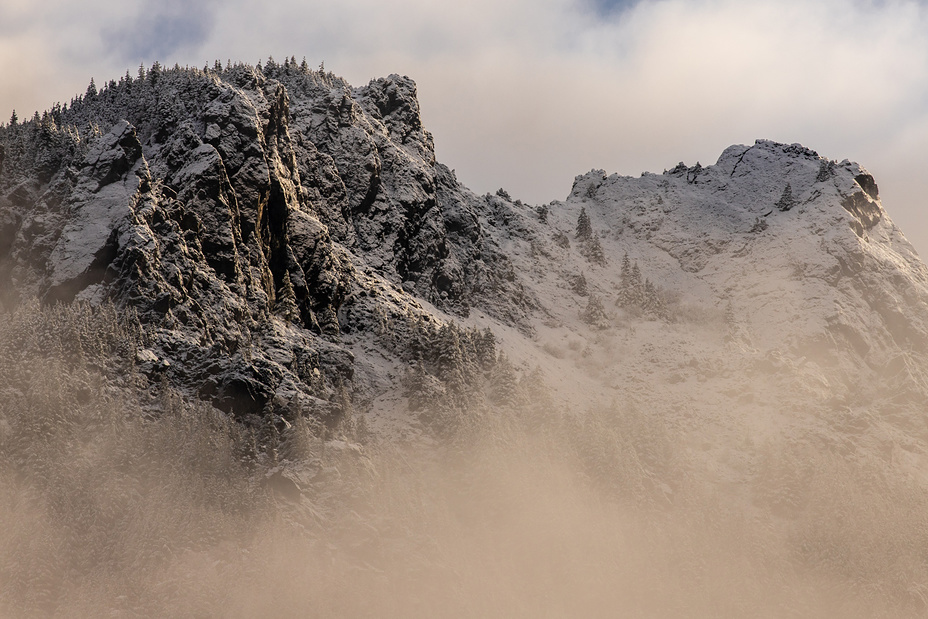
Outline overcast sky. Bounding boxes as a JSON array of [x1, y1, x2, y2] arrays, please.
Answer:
[[3, 0, 928, 255]]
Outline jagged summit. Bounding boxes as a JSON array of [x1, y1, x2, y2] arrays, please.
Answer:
[[562, 137, 928, 368], [573, 138, 884, 236], [0, 61, 529, 420], [3, 61, 928, 455]]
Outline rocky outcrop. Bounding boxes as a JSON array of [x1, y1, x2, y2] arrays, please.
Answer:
[[0, 62, 527, 421]]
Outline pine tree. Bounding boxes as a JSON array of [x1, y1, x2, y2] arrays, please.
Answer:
[[630, 263, 643, 305], [775, 183, 794, 211], [519, 366, 554, 422], [489, 352, 519, 406], [475, 328, 497, 371], [576, 207, 592, 240], [584, 234, 607, 266], [581, 294, 609, 328], [149, 61, 161, 86], [573, 272, 589, 297], [433, 324, 466, 392], [618, 257, 666, 318], [403, 362, 428, 410], [40, 110, 55, 134], [8, 110, 16, 127], [617, 253, 633, 307], [86, 78, 97, 99], [815, 160, 834, 183], [642, 279, 667, 319]]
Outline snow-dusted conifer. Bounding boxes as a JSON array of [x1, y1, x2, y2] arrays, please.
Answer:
[[584, 234, 607, 266], [576, 207, 592, 240], [815, 160, 834, 183], [475, 328, 497, 371], [433, 323, 466, 389], [573, 272, 589, 297], [581, 293, 609, 329], [149, 61, 161, 85], [642, 279, 667, 319], [776, 183, 794, 211], [617, 253, 633, 307], [489, 352, 519, 406]]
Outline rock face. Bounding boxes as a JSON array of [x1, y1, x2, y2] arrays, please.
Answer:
[[0, 62, 527, 422], [3, 61, 928, 445]]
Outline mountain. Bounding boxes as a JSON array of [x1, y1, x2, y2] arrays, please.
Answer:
[[0, 61, 532, 425], [3, 59, 928, 616], [3, 60, 927, 449]]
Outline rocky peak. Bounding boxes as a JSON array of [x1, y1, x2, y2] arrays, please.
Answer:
[[5, 62, 928, 452], [0, 61, 527, 421], [356, 74, 434, 162]]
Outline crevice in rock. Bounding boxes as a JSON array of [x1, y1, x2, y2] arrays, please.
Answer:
[[355, 173, 380, 217]]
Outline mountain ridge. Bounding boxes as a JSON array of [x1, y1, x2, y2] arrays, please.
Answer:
[[2, 60, 928, 458], [6, 59, 928, 617]]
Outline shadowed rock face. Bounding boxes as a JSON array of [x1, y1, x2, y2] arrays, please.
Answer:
[[0, 64, 526, 421]]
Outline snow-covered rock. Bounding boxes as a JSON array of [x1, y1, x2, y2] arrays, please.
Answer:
[[3, 62, 928, 468]]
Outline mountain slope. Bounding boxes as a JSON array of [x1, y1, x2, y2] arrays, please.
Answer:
[[5, 60, 928, 617], [2, 60, 928, 466], [481, 138, 928, 487]]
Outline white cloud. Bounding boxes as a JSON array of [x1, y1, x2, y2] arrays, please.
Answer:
[[4, 0, 928, 253]]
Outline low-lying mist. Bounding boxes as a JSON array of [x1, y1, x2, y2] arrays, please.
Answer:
[[2, 302, 927, 617]]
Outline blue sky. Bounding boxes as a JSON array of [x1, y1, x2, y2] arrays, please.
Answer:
[[4, 0, 928, 255]]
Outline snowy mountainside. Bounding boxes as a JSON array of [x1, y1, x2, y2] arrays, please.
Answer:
[[478, 138, 928, 481], [2, 61, 928, 477]]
